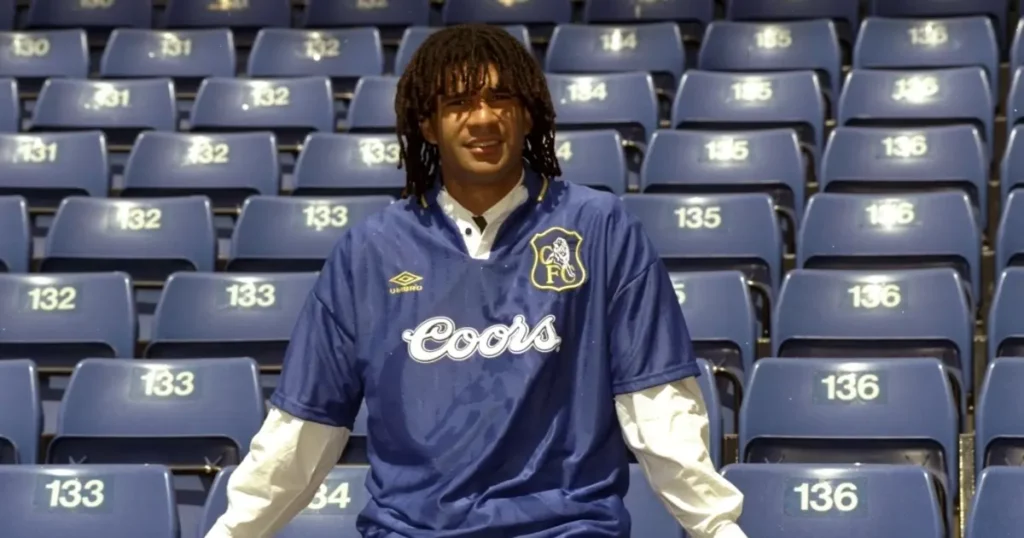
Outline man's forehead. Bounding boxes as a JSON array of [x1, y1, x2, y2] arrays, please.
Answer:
[[441, 64, 503, 95]]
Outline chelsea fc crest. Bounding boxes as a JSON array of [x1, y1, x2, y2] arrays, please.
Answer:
[[530, 227, 587, 292]]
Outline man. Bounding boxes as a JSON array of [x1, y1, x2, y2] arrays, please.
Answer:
[[207, 24, 746, 538]]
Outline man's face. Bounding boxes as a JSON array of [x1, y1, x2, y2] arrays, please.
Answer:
[[420, 64, 532, 183]]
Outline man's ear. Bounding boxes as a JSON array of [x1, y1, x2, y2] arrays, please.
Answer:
[[419, 117, 438, 145]]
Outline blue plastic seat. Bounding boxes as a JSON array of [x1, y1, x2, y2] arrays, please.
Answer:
[[247, 28, 384, 88], [229, 195, 393, 271], [722, 463, 945, 538], [346, 76, 398, 132], [0, 78, 17, 131], [100, 29, 236, 85], [163, 0, 290, 29], [773, 268, 973, 392], [41, 196, 215, 283], [190, 76, 334, 146], [554, 130, 627, 194], [837, 68, 993, 154], [1001, 68, 1024, 139], [727, 0, 860, 33], [998, 125, 1024, 205], [0, 0, 11, 30], [547, 72, 658, 146], [671, 70, 825, 160], [0, 272, 136, 370], [670, 271, 756, 379], [123, 132, 279, 209], [48, 357, 263, 467], [0, 132, 109, 209], [31, 78, 177, 147], [693, 358, 723, 466], [546, 23, 685, 92], [798, 192, 981, 302], [395, 26, 531, 74], [583, 0, 713, 28], [976, 358, 1024, 474], [968, 466, 1024, 536], [0, 464, 177, 538], [25, 0, 152, 29], [869, 0, 1009, 47], [740, 357, 958, 519], [0, 360, 40, 463], [146, 272, 317, 367], [988, 268, 1024, 360], [820, 125, 988, 228], [0, 196, 29, 273], [641, 129, 805, 222], [623, 464, 686, 538], [0, 30, 89, 89], [855, 17, 999, 102], [699, 20, 842, 101], [996, 192, 1024, 273], [1010, 19, 1024, 75], [442, 0, 571, 25], [201, 465, 371, 537], [292, 133, 404, 195], [302, 0, 429, 29]]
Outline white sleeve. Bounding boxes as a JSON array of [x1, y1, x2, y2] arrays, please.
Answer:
[[615, 377, 747, 538], [204, 406, 350, 538]]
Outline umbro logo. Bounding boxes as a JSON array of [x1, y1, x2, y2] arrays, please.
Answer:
[[389, 271, 423, 295]]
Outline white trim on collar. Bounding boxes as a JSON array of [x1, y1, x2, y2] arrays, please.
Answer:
[[438, 170, 528, 226]]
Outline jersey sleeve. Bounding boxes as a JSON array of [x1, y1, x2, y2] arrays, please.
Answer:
[[269, 233, 363, 429], [607, 208, 700, 395]]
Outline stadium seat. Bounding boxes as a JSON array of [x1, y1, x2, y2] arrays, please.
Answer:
[[228, 195, 394, 272], [100, 29, 236, 86], [302, 0, 430, 29], [190, 77, 334, 146], [30, 78, 177, 147], [1002, 68, 1024, 138], [0, 30, 89, 90], [291, 133, 404, 195], [975, 358, 1024, 474], [640, 129, 806, 222], [699, 20, 842, 101], [546, 23, 685, 92], [0, 464, 177, 538], [25, 0, 152, 30], [163, 0, 290, 29], [773, 268, 973, 392], [671, 271, 757, 378], [820, 125, 988, 228], [0, 78, 16, 131], [48, 358, 263, 467], [0, 132, 109, 209], [798, 192, 981, 303], [988, 268, 1024, 360], [623, 464, 686, 538], [394, 26, 532, 75], [722, 463, 945, 538], [621, 193, 783, 298], [869, 0, 1009, 47], [201, 465, 371, 537], [554, 130, 627, 193], [740, 357, 958, 518], [837, 68, 993, 153], [968, 466, 1024, 536], [671, 70, 825, 161], [0, 0, 11, 30], [247, 28, 385, 87], [346, 76, 398, 133], [0, 272, 136, 369], [145, 272, 317, 367], [0, 196, 29, 273], [41, 197, 215, 282], [546, 72, 659, 146], [442, 0, 571, 25], [1011, 20, 1024, 75], [0, 360, 40, 463], [999, 125, 1024, 205], [854, 17, 999, 102], [583, 0, 713, 27], [996, 192, 1024, 273], [694, 358, 724, 466], [122, 132, 279, 209]]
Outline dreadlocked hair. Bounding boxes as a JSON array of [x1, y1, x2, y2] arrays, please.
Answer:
[[395, 23, 562, 199]]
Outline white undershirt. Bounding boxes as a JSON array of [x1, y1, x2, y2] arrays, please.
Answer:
[[206, 180, 747, 538]]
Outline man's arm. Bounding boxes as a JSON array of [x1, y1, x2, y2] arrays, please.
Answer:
[[615, 380, 746, 538], [205, 407, 349, 538]]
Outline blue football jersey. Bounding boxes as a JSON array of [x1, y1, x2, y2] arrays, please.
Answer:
[[271, 171, 700, 537]]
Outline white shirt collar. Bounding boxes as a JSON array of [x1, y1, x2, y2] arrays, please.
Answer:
[[438, 170, 528, 227]]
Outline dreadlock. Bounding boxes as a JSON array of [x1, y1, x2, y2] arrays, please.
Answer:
[[395, 23, 562, 199]]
